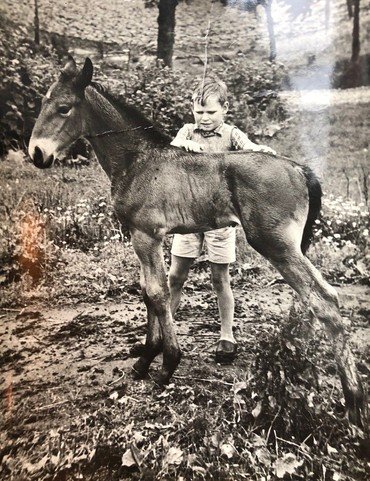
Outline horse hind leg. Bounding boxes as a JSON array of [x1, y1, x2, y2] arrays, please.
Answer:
[[248, 222, 364, 426], [276, 252, 363, 425]]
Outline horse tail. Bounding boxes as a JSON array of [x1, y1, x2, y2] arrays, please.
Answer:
[[301, 166, 322, 255]]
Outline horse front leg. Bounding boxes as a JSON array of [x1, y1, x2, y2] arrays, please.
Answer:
[[131, 230, 182, 384], [132, 265, 163, 379]]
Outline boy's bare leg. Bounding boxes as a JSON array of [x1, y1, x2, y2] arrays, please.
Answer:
[[169, 255, 195, 317], [210, 263, 235, 342], [210, 262, 237, 363]]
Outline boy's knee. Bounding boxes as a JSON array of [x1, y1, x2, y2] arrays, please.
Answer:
[[169, 269, 188, 291], [211, 266, 230, 293]]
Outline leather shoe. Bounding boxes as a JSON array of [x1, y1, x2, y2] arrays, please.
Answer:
[[215, 340, 238, 364]]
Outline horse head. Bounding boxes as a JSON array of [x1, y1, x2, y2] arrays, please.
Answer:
[[28, 56, 93, 168]]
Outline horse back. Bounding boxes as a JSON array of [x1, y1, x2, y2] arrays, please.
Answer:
[[112, 148, 308, 238]]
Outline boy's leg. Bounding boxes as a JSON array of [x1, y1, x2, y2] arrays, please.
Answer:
[[169, 233, 203, 317], [169, 255, 195, 317], [210, 262, 235, 343], [205, 227, 238, 363]]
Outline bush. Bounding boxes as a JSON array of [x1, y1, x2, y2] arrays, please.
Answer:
[[106, 56, 287, 140], [0, 17, 59, 155], [312, 196, 369, 282]]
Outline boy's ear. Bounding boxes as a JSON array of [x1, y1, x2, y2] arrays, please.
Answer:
[[223, 101, 229, 113]]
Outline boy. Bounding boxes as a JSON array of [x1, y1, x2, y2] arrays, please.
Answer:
[[169, 76, 275, 363]]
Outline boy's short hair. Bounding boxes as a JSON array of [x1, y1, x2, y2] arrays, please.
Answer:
[[192, 76, 228, 106]]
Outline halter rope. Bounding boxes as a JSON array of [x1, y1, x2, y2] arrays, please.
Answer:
[[86, 125, 154, 139]]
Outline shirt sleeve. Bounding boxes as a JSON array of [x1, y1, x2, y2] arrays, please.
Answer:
[[170, 124, 193, 146], [231, 127, 261, 151]]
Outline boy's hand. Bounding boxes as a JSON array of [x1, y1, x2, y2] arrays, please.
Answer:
[[251, 145, 276, 155], [173, 140, 204, 153]]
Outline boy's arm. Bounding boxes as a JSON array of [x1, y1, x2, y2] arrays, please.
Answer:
[[231, 127, 276, 155], [171, 124, 204, 153]]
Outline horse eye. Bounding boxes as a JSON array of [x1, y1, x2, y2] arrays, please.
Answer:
[[58, 105, 72, 116]]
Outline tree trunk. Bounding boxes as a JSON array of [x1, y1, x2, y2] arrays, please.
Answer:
[[157, 0, 178, 68], [264, 0, 276, 62], [346, 0, 353, 18], [351, 0, 360, 63], [34, 0, 40, 45]]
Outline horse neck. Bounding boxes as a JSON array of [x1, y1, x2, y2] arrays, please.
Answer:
[[83, 87, 166, 179]]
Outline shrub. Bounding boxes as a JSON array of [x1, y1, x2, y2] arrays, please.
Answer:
[[106, 56, 287, 140], [312, 196, 369, 281], [0, 17, 59, 155]]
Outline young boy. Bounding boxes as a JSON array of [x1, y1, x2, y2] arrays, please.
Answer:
[[169, 76, 275, 363]]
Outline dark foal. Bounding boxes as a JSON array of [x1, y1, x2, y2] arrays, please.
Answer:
[[28, 57, 364, 425]]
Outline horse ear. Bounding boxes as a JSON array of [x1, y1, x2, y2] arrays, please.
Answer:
[[75, 58, 93, 90], [61, 55, 77, 78]]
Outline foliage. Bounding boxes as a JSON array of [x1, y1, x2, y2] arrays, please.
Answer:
[[0, 17, 59, 156], [0, 152, 126, 295], [312, 196, 369, 282], [120, 56, 287, 140]]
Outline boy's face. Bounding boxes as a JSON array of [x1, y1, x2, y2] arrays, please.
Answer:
[[192, 95, 228, 131]]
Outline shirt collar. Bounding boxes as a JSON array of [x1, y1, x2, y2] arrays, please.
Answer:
[[194, 121, 224, 137]]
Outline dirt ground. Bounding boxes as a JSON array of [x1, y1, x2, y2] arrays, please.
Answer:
[[2, 282, 369, 402], [1, 277, 369, 475]]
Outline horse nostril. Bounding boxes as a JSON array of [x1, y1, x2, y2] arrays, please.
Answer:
[[32, 147, 54, 169], [33, 146, 44, 168]]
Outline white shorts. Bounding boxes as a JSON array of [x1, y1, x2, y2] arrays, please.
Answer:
[[171, 226, 236, 264]]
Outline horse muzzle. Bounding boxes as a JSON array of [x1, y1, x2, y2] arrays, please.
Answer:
[[32, 146, 54, 169], [28, 137, 58, 169]]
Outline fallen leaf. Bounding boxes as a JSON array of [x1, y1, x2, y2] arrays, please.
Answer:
[[252, 401, 262, 418], [121, 449, 136, 467], [220, 443, 236, 459], [327, 444, 338, 454], [165, 446, 183, 465], [256, 447, 271, 467], [274, 453, 303, 478]]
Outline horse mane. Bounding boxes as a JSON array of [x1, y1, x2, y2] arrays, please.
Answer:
[[90, 82, 172, 144]]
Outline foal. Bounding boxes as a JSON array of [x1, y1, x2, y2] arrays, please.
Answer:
[[28, 57, 364, 425]]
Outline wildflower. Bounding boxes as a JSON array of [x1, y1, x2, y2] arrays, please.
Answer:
[[363, 229, 369, 237], [334, 233, 341, 239], [352, 222, 357, 228], [315, 219, 320, 224]]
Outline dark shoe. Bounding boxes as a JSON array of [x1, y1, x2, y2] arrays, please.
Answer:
[[215, 340, 238, 364]]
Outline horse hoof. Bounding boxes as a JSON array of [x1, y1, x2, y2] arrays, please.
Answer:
[[132, 358, 150, 379], [155, 369, 172, 386]]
